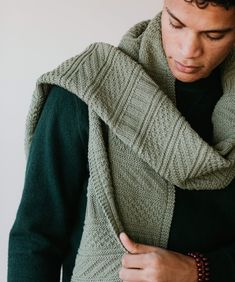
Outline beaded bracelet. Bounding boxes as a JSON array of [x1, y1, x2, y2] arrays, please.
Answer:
[[187, 252, 210, 282]]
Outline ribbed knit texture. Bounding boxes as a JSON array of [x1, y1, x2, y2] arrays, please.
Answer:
[[24, 13, 235, 281]]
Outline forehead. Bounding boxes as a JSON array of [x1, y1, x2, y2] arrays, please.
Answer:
[[164, 0, 235, 29]]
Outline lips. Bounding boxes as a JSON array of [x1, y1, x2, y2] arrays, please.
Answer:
[[174, 60, 202, 74]]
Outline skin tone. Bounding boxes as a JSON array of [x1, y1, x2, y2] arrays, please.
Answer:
[[119, 1, 235, 281], [161, 0, 235, 82], [119, 233, 197, 282]]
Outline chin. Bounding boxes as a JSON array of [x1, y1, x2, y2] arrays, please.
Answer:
[[170, 67, 206, 83], [167, 57, 208, 82], [174, 74, 201, 82]]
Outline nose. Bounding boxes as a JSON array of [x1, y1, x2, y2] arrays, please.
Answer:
[[180, 32, 203, 59]]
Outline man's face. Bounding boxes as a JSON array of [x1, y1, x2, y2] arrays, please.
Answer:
[[161, 0, 235, 82]]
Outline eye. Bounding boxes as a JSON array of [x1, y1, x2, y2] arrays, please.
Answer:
[[206, 33, 225, 41], [169, 20, 183, 29]]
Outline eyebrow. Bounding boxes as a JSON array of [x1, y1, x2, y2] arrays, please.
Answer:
[[166, 7, 234, 33]]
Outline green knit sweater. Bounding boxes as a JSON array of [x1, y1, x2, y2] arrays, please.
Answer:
[[8, 12, 235, 282], [8, 66, 235, 282]]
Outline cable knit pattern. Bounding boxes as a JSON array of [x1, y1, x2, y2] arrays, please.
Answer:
[[24, 13, 235, 281]]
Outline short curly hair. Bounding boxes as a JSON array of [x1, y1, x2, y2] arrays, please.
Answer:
[[184, 0, 235, 9]]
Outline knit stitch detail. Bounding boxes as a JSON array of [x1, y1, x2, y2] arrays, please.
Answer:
[[24, 12, 235, 282]]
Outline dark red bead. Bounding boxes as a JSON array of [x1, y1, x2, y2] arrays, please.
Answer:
[[187, 252, 210, 282]]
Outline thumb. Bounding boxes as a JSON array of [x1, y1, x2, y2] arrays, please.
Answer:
[[119, 232, 155, 254]]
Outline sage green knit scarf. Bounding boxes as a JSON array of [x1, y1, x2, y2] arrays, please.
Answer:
[[25, 13, 235, 281]]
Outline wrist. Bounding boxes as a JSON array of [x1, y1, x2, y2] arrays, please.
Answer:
[[187, 252, 210, 281], [186, 255, 198, 282]]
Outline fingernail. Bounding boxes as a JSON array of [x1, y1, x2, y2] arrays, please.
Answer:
[[119, 232, 126, 239]]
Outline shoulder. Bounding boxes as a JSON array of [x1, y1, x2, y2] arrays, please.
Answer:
[[35, 84, 89, 146], [48, 85, 89, 146], [43, 85, 89, 129], [46, 85, 88, 115]]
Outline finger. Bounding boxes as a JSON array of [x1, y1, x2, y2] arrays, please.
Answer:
[[119, 267, 146, 281], [119, 232, 139, 253], [119, 232, 158, 254], [122, 253, 148, 269]]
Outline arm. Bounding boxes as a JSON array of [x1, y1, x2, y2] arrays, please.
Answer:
[[8, 85, 89, 282]]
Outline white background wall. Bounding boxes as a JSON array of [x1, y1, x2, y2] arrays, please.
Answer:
[[1, 1, 163, 281]]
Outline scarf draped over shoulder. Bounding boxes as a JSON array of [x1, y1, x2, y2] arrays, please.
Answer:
[[24, 12, 235, 281]]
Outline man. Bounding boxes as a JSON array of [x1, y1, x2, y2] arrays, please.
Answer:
[[118, 1, 235, 281], [8, 0, 235, 282]]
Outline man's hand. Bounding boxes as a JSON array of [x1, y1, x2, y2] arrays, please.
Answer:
[[119, 232, 197, 282]]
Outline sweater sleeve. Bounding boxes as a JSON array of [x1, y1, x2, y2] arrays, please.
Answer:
[[7, 85, 89, 282]]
